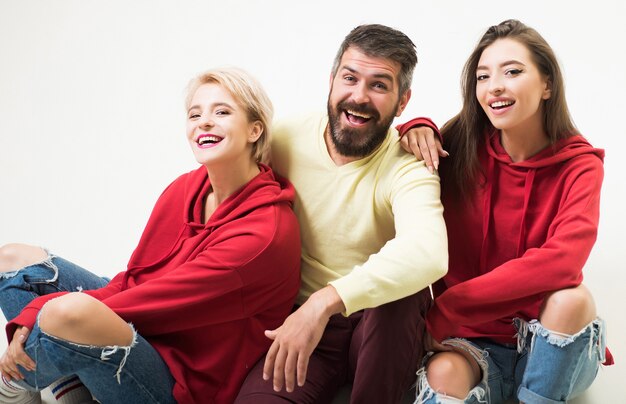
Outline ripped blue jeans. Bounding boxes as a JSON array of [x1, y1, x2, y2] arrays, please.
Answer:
[[0, 253, 176, 404], [415, 318, 607, 404]]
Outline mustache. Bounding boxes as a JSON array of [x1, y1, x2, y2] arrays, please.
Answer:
[[336, 100, 380, 121]]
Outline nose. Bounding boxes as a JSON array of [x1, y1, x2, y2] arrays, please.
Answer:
[[199, 115, 215, 129], [488, 77, 504, 95], [351, 82, 370, 104]]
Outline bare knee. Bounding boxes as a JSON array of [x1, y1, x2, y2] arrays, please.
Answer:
[[425, 351, 479, 399], [540, 284, 597, 334], [39, 293, 98, 337], [0, 243, 47, 272], [39, 293, 133, 346]]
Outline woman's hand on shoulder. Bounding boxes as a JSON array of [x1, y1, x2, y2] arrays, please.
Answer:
[[400, 126, 448, 174]]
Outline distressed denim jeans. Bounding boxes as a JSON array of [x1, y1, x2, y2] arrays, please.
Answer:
[[0, 253, 176, 404], [415, 318, 607, 404]]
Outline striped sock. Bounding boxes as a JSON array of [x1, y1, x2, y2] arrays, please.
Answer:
[[0, 375, 41, 404], [49, 375, 95, 403]]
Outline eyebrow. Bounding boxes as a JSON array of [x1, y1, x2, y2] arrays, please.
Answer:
[[341, 65, 395, 83], [187, 101, 234, 113], [476, 59, 526, 70]]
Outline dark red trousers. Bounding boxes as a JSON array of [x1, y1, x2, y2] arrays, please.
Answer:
[[235, 288, 431, 404]]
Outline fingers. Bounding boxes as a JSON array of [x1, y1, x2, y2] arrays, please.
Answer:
[[263, 339, 291, 392], [402, 127, 450, 173], [263, 340, 279, 381], [425, 133, 449, 172], [417, 133, 436, 173], [264, 329, 277, 340], [262, 337, 308, 393], [283, 350, 298, 392], [1, 352, 24, 381], [1, 327, 37, 381], [399, 135, 414, 155], [12, 328, 36, 371], [15, 335, 36, 371], [296, 351, 309, 387], [437, 143, 449, 158], [271, 342, 288, 392]]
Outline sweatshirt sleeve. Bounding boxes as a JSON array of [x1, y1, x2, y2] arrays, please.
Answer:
[[6, 293, 63, 342], [427, 159, 604, 341], [92, 211, 299, 336], [5, 272, 125, 342], [330, 157, 448, 315], [395, 117, 442, 142]]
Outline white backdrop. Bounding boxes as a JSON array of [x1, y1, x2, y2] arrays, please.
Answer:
[[1, 1, 624, 401]]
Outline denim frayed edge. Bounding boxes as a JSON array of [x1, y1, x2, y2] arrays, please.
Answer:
[[36, 304, 139, 384], [515, 317, 606, 362], [415, 338, 489, 404], [0, 248, 58, 282]]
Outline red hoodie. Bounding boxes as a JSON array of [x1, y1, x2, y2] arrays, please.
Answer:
[[428, 131, 606, 348], [8, 164, 301, 403]]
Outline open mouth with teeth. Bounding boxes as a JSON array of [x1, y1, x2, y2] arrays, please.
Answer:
[[344, 109, 373, 125], [490, 100, 515, 110], [196, 134, 224, 148]]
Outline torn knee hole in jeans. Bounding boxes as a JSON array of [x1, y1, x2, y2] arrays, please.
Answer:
[[0, 250, 58, 282], [516, 318, 606, 362], [37, 305, 139, 384], [0, 252, 86, 292], [415, 339, 489, 403]]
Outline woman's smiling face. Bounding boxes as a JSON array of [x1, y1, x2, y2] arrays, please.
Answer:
[[475, 38, 551, 137], [186, 83, 261, 167]]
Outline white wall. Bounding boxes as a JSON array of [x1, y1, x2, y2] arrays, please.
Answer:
[[1, 1, 624, 401]]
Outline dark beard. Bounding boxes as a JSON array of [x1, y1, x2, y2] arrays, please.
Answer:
[[327, 99, 396, 158]]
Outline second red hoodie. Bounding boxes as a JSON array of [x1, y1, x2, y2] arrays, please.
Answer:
[[428, 132, 605, 347]]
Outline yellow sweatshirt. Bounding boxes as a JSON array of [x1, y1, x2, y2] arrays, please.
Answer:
[[271, 113, 448, 315]]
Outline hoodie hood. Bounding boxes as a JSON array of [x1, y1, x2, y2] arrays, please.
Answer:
[[184, 163, 295, 231], [486, 130, 605, 168], [478, 131, 604, 271], [125, 163, 295, 278]]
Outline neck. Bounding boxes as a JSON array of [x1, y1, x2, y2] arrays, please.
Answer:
[[500, 123, 549, 163], [324, 125, 359, 166], [205, 157, 260, 206]]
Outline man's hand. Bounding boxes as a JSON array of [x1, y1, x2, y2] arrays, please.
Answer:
[[263, 286, 345, 393], [0, 326, 36, 381], [400, 126, 448, 173]]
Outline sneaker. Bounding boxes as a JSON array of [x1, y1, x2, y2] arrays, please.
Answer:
[[0, 376, 42, 404], [0, 387, 41, 404]]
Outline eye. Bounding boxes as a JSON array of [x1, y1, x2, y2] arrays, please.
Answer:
[[505, 68, 524, 76], [372, 82, 388, 91], [215, 109, 231, 116], [343, 75, 356, 83], [476, 74, 489, 81], [188, 113, 200, 119]]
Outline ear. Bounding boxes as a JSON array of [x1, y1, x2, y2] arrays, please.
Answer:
[[329, 71, 335, 89], [248, 121, 263, 143], [542, 78, 552, 100], [395, 89, 412, 117]]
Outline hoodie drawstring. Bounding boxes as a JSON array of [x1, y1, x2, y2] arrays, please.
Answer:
[[516, 169, 536, 257], [479, 153, 538, 270], [479, 155, 496, 272]]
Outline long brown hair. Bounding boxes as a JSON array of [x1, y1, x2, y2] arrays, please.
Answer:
[[442, 19, 578, 200]]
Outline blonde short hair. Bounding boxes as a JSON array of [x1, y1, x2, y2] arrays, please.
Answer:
[[185, 67, 273, 164]]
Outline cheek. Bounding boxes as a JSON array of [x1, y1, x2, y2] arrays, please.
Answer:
[[475, 84, 485, 102], [186, 123, 195, 139], [475, 90, 488, 111]]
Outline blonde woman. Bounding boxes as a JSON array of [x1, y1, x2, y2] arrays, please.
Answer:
[[0, 68, 301, 404]]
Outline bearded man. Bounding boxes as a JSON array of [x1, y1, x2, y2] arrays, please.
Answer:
[[237, 24, 448, 404]]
